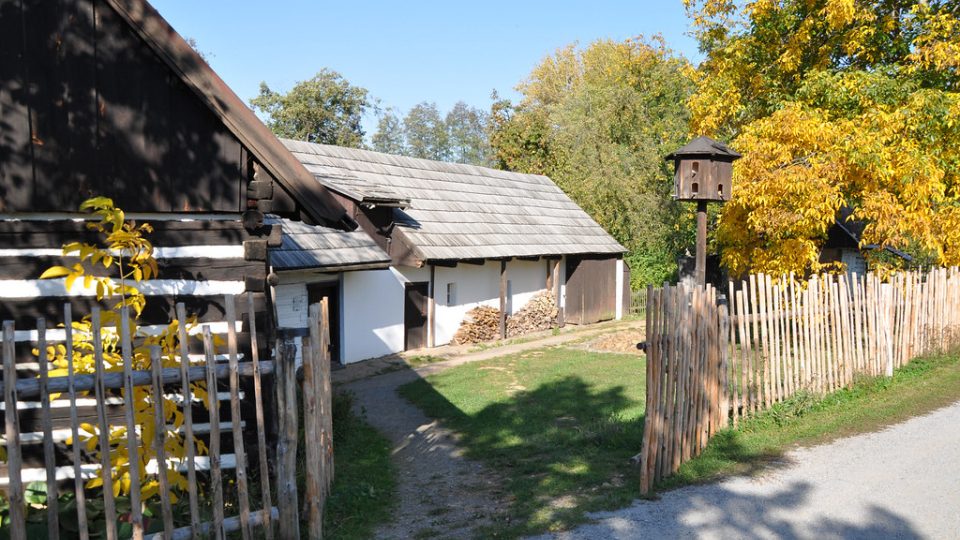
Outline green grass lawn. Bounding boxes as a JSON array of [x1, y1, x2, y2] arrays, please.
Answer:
[[399, 346, 646, 536], [399, 346, 960, 538], [321, 392, 396, 540]]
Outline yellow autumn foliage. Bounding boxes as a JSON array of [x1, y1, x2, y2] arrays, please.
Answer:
[[686, 0, 960, 277]]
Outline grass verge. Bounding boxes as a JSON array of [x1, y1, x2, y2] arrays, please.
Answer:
[[399, 346, 645, 537], [321, 392, 396, 539], [660, 353, 960, 490]]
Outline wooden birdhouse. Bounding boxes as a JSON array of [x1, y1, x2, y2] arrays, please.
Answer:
[[665, 136, 741, 202]]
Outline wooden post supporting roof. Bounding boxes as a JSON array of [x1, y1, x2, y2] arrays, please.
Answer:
[[500, 260, 508, 339], [428, 265, 436, 348]]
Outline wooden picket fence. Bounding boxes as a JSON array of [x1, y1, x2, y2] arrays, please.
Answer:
[[1, 293, 334, 539], [640, 267, 960, 493]]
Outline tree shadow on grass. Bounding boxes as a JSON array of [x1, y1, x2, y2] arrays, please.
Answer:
[[399, 374, 647, 536]]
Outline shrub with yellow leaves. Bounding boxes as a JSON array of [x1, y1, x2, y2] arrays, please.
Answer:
[[37, 196, 213, 503]]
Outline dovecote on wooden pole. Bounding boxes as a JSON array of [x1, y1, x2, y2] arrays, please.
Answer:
[[665, 137, 741, 286]]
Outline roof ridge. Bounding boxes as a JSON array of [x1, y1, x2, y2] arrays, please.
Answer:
[[282, 139, 553, 187]]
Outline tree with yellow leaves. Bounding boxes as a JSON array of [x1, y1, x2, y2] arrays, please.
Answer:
[[686, 0, 960, 277]]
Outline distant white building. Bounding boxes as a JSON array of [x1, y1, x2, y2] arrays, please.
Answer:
[[271, 142, 628, 364]]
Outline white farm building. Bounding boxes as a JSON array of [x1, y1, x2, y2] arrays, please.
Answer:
[[270, 141, 628, 364]]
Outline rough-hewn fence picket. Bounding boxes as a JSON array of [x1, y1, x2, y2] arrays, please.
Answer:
[[640, 267, 960, 493], [1, 292, 334, 539]]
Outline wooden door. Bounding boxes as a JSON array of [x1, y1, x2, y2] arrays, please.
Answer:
[[404, 282, 429, 350], [565, 257, 617, 324]]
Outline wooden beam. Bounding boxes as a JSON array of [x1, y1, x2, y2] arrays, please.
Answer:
[[428, 260, 458, 268], [516, 255, 541, 261], [428, 265, 436, 348], [459, 258, 486, 266], [500, 260, 508, 339], [554, 258, 564, 328]]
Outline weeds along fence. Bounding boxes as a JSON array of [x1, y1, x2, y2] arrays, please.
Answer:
[[639, 267, 960, 494], [1, 293, 334, 539]]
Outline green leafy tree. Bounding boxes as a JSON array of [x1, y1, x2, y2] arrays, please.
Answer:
[[445, 101, 491, 166], [403, 102, 450, 160], [371, 108, 406, 155], [251, 69, 371, 147], [490, 37, 694, 288]]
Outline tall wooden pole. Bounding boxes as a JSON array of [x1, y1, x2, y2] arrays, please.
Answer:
[[696, 200, 708, 287]]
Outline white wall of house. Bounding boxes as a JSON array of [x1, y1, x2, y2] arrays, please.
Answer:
[[341, 268, 406, 363], [432, 259, 550, 346], [275, 254, 629, 364]]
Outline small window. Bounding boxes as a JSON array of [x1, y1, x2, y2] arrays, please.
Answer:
[[692, 182, 699, 195], [718, 183, 724, 196], [691, 161, 700, 176], [446, 282, 457, 305]]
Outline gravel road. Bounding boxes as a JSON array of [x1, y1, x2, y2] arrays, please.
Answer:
[[533, 400, 960, 540]]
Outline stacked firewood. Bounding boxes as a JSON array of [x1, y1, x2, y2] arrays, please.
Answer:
[[507, 290, 558, 337], [451, 305, 501, 344], [451, 291, 559, 344]]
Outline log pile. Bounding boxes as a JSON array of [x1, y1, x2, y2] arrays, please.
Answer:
[[451, 305, 501, 344], [507, 290, 558, 337]]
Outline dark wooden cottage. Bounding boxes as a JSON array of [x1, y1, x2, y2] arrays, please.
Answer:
[[0, 0, 352, 352]]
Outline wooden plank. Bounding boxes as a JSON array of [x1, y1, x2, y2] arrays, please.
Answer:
[[757, 274, 771, 408], [37, 318, 60, 540], [657, 284, 675, 480], [276, 337, 301, 540], [639, 286, 656, 494], [770, 282, 782, 403], [788, 274, 801, 397], [304, 304, 323, 539], [671, 285, 688, 474], [175, 304, 201, 540], [648, 285, 664, 484], [151, 347, 175, 537], [92, 309, 118, 540], [499, 260, 507, 339], [203, 327, 226, 540], [727, 282, 739, 427], [64, 305, 91, 540], [851, 273, 864, 375], [736, 287, 750, 424], [321, 297, 335, 492], [120, 310, 144, 540], [719, 297, 731, 430], [3, 321, 26, 540], [246, 293, 273, 540], [224, 296, 252, 540], [12, 360, 273, 400]]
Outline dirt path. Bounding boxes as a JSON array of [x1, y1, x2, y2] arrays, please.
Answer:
[[339, 320, 643, 539], [532, 400, 960, 540]]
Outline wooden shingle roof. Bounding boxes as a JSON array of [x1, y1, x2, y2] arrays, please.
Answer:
[[266, 216, 391, 272], [282, 140, 626, 261]]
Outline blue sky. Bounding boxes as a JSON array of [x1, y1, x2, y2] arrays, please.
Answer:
[[151, 1, 701, 132]]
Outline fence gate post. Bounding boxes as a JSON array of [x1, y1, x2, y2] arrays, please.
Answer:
[[276, 338, 302, 539]]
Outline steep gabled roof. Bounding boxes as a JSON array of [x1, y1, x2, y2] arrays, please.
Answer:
[[106, 0, 349, 227], [282, 140, 626, 262]]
